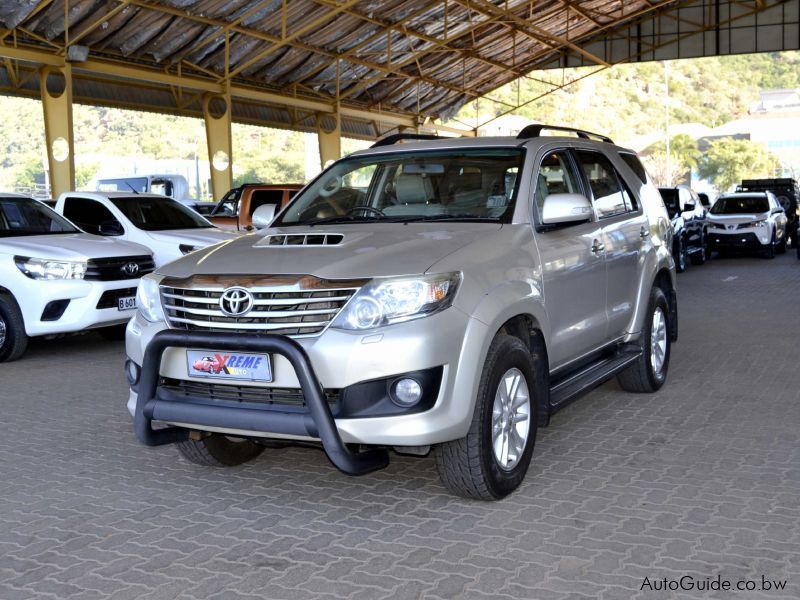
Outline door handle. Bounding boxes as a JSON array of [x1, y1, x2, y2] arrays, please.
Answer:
[[591, 239, 605, 254], [640, 226, 650, 238]]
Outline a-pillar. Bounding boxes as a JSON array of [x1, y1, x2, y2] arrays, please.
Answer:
[[39, 65, 75, 198], [317, 111, 341, 169], [203, 92, 233, 201]]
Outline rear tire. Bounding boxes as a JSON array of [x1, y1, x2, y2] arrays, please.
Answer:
[[618, 287, 671, 393], [436, 335, 541, 500], [177, 434, 265, 466], [690, 232, 707, 265], [0, 295, 28, 363]]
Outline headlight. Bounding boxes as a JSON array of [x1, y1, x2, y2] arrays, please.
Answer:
[[332, 273, 461, 331], [179, 244, 200, 255], [136, 275, 165, 323], [14, 256, 87, 280], [708, 222, 726, 230], [738, 219, 767, 229]]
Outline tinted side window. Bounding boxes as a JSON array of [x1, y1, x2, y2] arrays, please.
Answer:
[[248, 190, 285, 217], [619, 152, 648, 184], [575, 151, 629, 219], [535, 151, 581, 216], [62, 197, 118, 234]]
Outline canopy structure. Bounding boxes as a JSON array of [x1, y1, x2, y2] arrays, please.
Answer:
[[0, 0, 798, 197]]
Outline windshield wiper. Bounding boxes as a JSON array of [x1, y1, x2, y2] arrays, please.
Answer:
[[305, 215, 380, 227], [398, 214, 499, 222]]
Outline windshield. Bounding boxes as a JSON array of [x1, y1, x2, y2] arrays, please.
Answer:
[[109, 196, 213, 231], [275, 149, 524, 226], [97, 177, 148, 193], [710, 196, 769, 215], [0, 197, 79, 237]]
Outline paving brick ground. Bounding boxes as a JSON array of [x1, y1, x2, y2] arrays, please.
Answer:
[[1, 252, 799, 600]]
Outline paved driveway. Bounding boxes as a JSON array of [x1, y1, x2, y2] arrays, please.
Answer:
[[1, 253, 798, 600]]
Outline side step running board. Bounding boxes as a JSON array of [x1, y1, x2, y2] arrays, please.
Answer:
[[549, 350, 641, 410]]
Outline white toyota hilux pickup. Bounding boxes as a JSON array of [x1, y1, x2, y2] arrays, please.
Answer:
[[0, 194, 154, 361]]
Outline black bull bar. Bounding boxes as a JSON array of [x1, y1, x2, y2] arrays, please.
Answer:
[[134, 330, 389, 475]]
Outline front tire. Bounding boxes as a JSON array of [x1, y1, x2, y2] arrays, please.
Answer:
[[177, 434, 265, 466], [690, 232, 707, 265], [776, 231, 786, 254], [617, 287, 671, 393], [436, 335, 540, 500], [763, 230, 776, 259], [0, 295, 28, 363], [98, 325, 127, 341], [674, 236, 687, 272]]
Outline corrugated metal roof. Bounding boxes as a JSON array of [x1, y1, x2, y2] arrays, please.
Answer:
[[1, 1, 794, 137], [0, 0, 672, 121]]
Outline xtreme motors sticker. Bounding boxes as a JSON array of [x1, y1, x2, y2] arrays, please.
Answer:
[[186, 350, 273, 382]]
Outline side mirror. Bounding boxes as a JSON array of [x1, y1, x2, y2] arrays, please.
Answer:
[[541, 193, 593, 225], [682, 201, 696, 212], [98, 220, 124, 236], [252, 204, 277, 229]]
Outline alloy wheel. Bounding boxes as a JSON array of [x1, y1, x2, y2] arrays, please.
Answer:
[[491, 368, 531, 471], [0, 314, 6, 348], [650, 307, 668, 375]]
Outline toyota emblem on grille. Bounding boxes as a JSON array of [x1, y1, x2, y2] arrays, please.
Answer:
[[219, 287, 254, 317], [121, 262, 139, 276]]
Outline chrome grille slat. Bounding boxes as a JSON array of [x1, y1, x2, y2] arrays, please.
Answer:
[[168, 317, 331, 331], [160, 277, 361, 337], [163, 305, 340, 318]]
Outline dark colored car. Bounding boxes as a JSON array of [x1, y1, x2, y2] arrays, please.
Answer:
[[736, 178, 798, 251], [659, 186, 708, 272]]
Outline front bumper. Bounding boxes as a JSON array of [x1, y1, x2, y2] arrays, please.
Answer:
[[708, 231, 768, 250], [133, 330, 389, 475], [18, 277, 138, 336], [127, 306, 490, 449]]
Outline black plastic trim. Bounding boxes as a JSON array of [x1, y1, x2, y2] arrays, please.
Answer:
[[134, 330, 389, 475]]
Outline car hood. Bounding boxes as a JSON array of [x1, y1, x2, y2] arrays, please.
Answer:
[[144, 228, 238, 246], [707, 212, 769, 225], [0, 233, 152, 260], [157, 222, 503, 279]]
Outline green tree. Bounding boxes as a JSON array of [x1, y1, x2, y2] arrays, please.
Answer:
[[697, 138, 781, 192]]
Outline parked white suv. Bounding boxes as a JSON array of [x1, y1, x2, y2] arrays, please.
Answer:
[[0, 194, 154, 362], [125, 127, 678, 500], [54, 192, 236, 267], [707, 192, 787, 258]]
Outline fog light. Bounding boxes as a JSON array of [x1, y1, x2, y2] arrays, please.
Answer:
[[125, 359, 140, 386], [392, 378, 422, 407]]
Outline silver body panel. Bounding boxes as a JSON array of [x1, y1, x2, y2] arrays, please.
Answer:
[[127, 135, 675, 446]]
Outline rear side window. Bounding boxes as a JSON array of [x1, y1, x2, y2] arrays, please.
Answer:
[[575, 151, 632, 219], [619, 152, 648, 184]]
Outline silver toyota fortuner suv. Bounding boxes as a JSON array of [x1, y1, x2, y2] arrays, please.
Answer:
[[126, 125, 677, 500]]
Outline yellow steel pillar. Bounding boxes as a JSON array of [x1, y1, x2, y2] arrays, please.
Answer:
[[39, 65, 75, 197], [203, 92, 233, 200], [317, 110, 341, 169]]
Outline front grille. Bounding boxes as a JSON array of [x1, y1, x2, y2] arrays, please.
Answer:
[[85, 255, 155, 281], [160, 275, 364, 337], [96, 287, 137, 310], [160, 378, 339, 409]]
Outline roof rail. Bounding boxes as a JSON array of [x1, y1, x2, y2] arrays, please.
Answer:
[[516, 124, 614, 144], [371, 133, 449, 148]]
